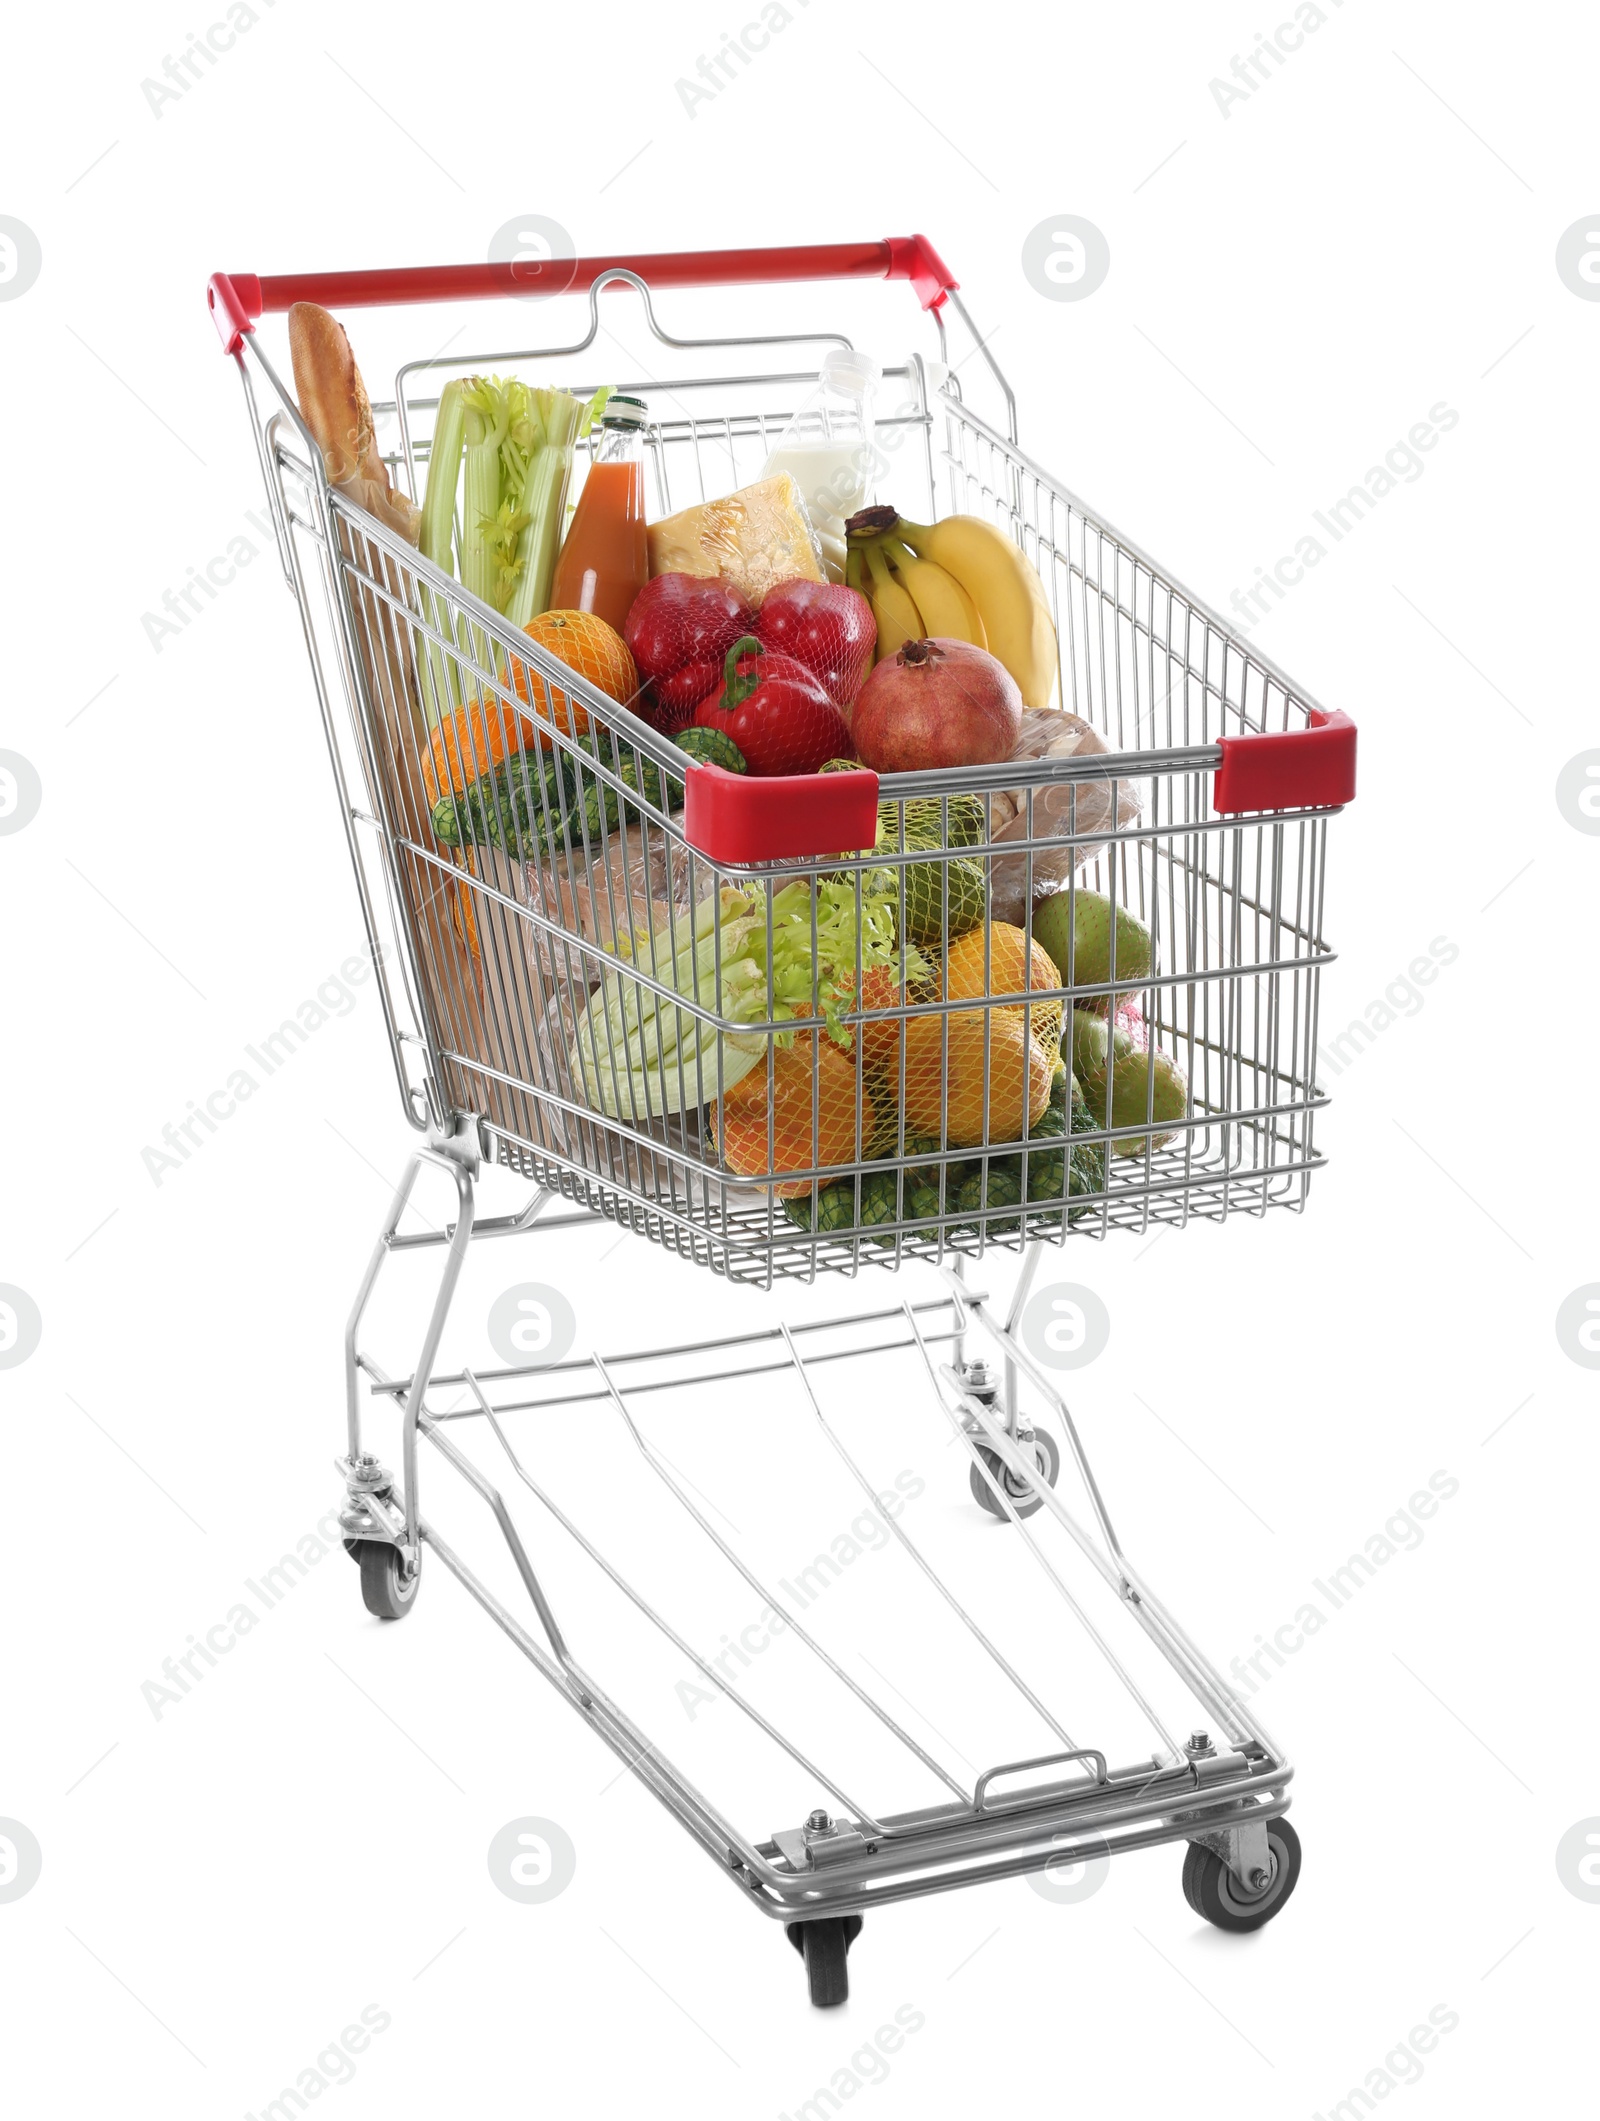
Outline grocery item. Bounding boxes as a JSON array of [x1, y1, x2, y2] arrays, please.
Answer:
[[674, 726, 747, 773], [752, 578, 876, 714], [1070, 1006, 1189, 1154], [715, 1035, 875, 1197], [287, 303, 421, 544], [902, 1010, 1051, 1145], [430, 751, 574, 851], [982, 709, 1145, 925], [424, 696, 543, 798], [782, 1160, 945, 1238], [850, 538, 922, 663], [1031, 888, 1153, 1011], [550, 395, 650, 636], [761, 349, 880, 580], [943, 924, 1064, 1055], [571, 879, 908, 1120], [287, 304, 515, 1137], [859, 802, 987, 953], [877, 537, 987, 649], [836, 960, 920, 1076], [433, 735, 687, 864], [693, 636, 852, 776], [949, 1095, 1105, 1237], [625, 573, 754, 729], [896, 793, 987, 848], [647, 474, 826, 607], [855, 510, 1058, 709], [850, 637, 1022, 773], [418, 374, 597, 625], [521, 835, 718, 974], [508, 610, 639, 747]]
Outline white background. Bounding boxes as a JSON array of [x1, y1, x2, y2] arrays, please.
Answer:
[[3, 0, 1597, 2112]]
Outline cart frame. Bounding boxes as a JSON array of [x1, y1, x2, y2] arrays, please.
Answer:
[[214, 239, 1344, 2003], [336, 1123, 1293, 1930]]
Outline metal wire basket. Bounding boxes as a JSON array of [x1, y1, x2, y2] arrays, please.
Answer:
[[217, 243, 1354, 1294], [211, 238, 1352, 2009]]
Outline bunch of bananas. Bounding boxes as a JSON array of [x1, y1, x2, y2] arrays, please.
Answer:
[[845, 506, 1059, 708]]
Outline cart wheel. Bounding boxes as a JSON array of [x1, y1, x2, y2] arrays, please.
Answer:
[[356, 1541, 419, 1620], [343, 1538, 362, 1562], [785, 1915, 863, 2007], [969, 1427, 1060, 1520], [1182, 1818, 1301, 1933]]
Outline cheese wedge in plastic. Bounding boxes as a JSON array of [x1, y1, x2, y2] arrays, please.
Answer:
[[647, 473, 825, 607]]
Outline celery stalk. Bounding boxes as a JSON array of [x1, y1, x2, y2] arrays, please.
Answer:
[[416, 378, 471, 725], [505, 388, 578, 628], [419, 378, 467, 573]]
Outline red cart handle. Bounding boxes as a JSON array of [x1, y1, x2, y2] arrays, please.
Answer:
[[1212, 708, 1357, 814], [206, 237, 959, 353]]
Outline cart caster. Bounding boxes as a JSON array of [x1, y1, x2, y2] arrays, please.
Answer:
[[354, 1541, 419, 1621], [1182, 1818, 1301, 1932], [969, 1426, 1060, 1520], [785, 1915, 863, 2007]]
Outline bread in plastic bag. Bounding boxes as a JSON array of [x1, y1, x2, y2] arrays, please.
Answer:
[[983, 709, 1144, 924]]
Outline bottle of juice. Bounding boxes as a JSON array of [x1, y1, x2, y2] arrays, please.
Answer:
[[550, 394, 649, 634]]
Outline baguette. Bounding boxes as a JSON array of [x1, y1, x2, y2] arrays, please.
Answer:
[[284, 303, 560, 1163], [287, 301, 420, 544]]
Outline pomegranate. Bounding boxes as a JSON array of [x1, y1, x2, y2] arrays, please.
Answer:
[[850, 638, 1022, 773]]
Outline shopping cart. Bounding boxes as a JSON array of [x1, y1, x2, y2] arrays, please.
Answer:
[[210, 239, 1355, 2005]]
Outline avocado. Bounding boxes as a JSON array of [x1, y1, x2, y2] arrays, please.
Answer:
[[1033, 889, 1153, 1013]]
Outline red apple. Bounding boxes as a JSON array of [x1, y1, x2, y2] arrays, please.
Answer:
[[752, 578, 876, 714], [624, 573, 753, 686]]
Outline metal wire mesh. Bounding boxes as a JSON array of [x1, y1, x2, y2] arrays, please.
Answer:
[[253, 346, 1336, 1289]]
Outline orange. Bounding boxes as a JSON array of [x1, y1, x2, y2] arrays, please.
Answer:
[[902, 1009, 1051, 1146], [425, 696, 542, 800], [943, 924, 1064, 1055], [508, 608, 639, 748], [715, 1036, 875, 1197], [837, 961, 919, 1076]]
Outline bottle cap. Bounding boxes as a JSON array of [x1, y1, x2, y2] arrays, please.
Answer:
[[601, 393, 649, 428], [819, 348, 880, 396]]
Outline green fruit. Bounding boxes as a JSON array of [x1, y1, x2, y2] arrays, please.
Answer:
[[894, 794, 986, 848], [869, 804, 987, 951], [1072, 1012, 1188, 1156], [1103, 1047, 1188, 1155], [677, 727, 748, 774], [1069, 1007, 1123, 1087], [898, 848, 986, 951], [1048, 1060, 1070, 1113], [1071, 1008, 1186, 1152], [1032, 890, 1153, 1012]]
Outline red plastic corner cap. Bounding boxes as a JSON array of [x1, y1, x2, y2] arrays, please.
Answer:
[[682, 764, 880, 865], [1213, 709, 1357, 815], [208, 271, 262, 353], [884, 234, 959, 312]]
